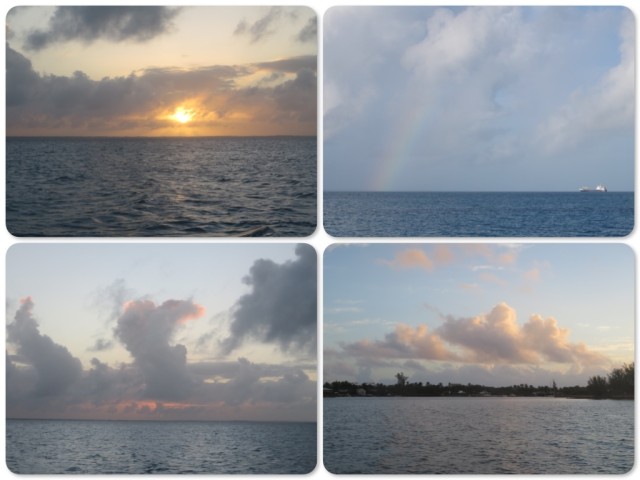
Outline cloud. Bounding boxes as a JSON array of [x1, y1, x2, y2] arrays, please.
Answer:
[[7, 297, 83, 397], [7, 297, 316, 421], [338, 303, 608, 370], [234, 7, 284, 43], [6, 43, 317, 136], [381, 248, 434, 271], [190, 358, 315, 408], [114, 299, 205, 401], [323, 7, 634, 192], [24, 6, 182, 51], [87, 338, 113, 352], [297, 17, 317, 43], [221, 244, 317, 354], [343, 323, 458, 361], [536, 10, 634, 152]]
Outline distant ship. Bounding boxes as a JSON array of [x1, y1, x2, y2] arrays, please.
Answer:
[[579, 184, 607, 192]]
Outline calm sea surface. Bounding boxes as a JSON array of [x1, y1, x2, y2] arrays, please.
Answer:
[[6, 419, 316, 474], [324, 397, 634, 474], [324, 191, 634, 237], [7, 137, 316, 237]]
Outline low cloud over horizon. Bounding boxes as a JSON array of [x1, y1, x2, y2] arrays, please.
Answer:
[[7, 44, 316, 137]]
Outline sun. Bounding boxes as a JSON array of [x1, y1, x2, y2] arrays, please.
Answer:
[[171, 107, 194, 124]]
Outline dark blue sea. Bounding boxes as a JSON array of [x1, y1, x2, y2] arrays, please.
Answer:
[[6, 136, 316, 237], [324, 191, 634, 237], [6, 419, 317, 474]]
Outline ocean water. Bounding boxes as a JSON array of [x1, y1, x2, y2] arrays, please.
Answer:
[[324, 397, 634, 474], [6, 419, 317, 474], [324, 191, 634, 237], [6, 136, 316, 237]]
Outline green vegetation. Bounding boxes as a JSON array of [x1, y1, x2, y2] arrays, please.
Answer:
[[587, 363, 634, 398], [325, 363, 634, 400]]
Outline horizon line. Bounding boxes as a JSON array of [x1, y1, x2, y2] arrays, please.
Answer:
[[324, 189, 633, 194], [7, 417, 317, 424], [7, 134, 317, 139]]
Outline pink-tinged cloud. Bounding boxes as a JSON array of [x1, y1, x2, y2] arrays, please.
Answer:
[[381, 248, 435, 271], [438, 303, 539, 364], [339, 303, 608, 370], [440, 303, 608, 367], [115, 298, 205, 401], [343, 323, 459, 361]]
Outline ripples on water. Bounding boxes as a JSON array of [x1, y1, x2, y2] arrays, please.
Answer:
[[324, 191, 634, 237], [6, 419, 317, 474], [7, 137, 316, 237], [324, 397, 634, 474]]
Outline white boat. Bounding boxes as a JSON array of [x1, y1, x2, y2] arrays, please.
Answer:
[[579, 184, 607, 192]]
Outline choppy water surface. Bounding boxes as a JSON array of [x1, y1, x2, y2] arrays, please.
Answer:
[[324, 397, 634, 474], [324, 191, 633, 237], [7, 137, 316, 236], [6, 419, 317, 474]]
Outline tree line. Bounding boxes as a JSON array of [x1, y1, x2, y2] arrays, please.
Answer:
[[324, 363, 634, 400]]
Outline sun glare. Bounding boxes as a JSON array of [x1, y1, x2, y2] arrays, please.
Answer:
[[172, 107, 194, 124]]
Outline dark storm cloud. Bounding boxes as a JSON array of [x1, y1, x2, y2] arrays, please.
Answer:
[[221, 244, 317, 354], [114, 299, 205, 401], [6, 43, 317, 135], [24, 6, 182, 51], [6, 297, 83, 397]]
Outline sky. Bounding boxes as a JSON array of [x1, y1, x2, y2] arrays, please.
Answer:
[[324, 6, 634, 192], [324, 244, 634, 388], [6, 243, 317, 422], [6, 6, 317, 136]]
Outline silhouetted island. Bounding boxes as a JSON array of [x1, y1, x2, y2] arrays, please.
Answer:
[[324, 364, 634, 400]]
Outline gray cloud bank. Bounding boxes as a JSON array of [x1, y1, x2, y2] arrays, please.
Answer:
[[24, 6, 182, 51], [6, 43, 316, 135]]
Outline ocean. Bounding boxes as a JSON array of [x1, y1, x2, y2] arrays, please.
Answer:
[[6, 136, 316, 237], [324, 191, 633, 237], [324, 397, 634, 474], [6, 419, 317, 474]]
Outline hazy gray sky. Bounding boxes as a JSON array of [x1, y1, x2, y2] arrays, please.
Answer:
[[324, 6, 634, 191]]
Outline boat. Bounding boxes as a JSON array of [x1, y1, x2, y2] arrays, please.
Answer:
[[579, 184, 607, 192]]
